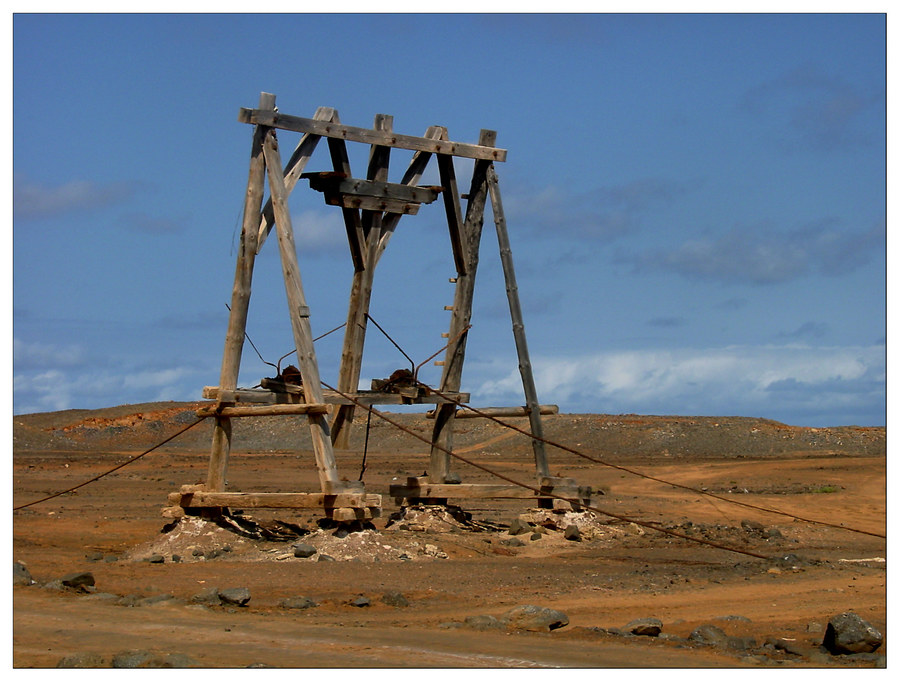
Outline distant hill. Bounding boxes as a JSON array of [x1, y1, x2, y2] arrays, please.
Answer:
[[12, 401, 885, 461]]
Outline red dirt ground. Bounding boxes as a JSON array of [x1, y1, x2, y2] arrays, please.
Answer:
[[12, 403, 887, 668]]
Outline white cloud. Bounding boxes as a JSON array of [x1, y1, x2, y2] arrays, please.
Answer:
[[13, 363, 203, 415], [625, 220, 884, 285], [290, 209, 349, 252], [14, 175, 132, 220], [473, 344, 885, 426], [122, 367, 189, 390], [13, 338, 85, 370]]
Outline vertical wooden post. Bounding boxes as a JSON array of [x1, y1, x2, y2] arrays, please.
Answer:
[[486, 164, 550, 478], [255, 106, 333, 253], [262, 127, 342, 493], [331, 115, 393, 450], [429, 129, 497, 482], [206, 91, 273, 492]]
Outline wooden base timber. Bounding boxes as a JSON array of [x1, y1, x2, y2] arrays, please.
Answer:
[[389, 476, 591, 509], [165, 485, 382, 520]]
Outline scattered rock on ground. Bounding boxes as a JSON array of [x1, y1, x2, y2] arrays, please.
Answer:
[[350, 596, 370, 607], [823, 612, 883, 654], [564, 525, 582, 541], [137, 594, 178, 607], [14, 561, 34, 586], [279, 596, 318, 610], [740, 519, 765, 534], [111, 650, 200, 668], [764, 636, 805, 656], [508, 518, 532, 536], [689, 624, 730, 646], [501, 604, 569, 632], [382, 591, 409, 607], [60, 572, 95, 591], [464, 614, 504, 630], [57, 652, 107, 668], [626, 617, 663, 637], [190, 586, 221, 605], [292, 543, 317, 558], [218, 587, 251, 606]]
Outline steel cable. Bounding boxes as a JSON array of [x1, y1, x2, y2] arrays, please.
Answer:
[[320, 380, 773, 561], [417, 383, 885, 540], [13, 417, 207, 511]]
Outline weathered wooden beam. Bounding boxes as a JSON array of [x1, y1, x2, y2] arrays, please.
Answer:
[[388, 481, 590, 501], [196, 403, 329, 418], [207, 91, 274, 492], [486, 164, 550, 479], [425, 404, 559, 419], [375, 125, 445, 261], [326, 194, 423, 215], [429, 129, 497, 482], [256, 106, 334, 253], [202, 387, 469, 406], [330, 115, 392, 450], [239, 108, 508, 161], [263, 128, 341, 493], [169, 491, 373, 509], [303, 173, 441, 205], [436, 132, 468, 277], [325, 112, 366, 271]]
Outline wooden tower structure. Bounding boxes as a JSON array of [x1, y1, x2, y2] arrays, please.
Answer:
[[166, 92, 589, 522]]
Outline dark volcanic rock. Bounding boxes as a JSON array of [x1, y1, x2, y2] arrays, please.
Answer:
[[464, 614, 504, 630], [292, 543, 317, 558], [350, 596, 371, 607], [190, 586, 221, 605], [382, 591, 410, 607], [507, 518, 532, 536], [563, 525, 582, 542], [57, 652, 107, 667], [279, 596, 318, 610], [764, 636, 805, 656], [823, 612, 883, 654], [689, 624, 730, 646], [625, 617, 663, 637], [14, 561, 34, 586], [60, 572, 95, 590], [218, 587, 251, 606], [501, 604, 569, 632]]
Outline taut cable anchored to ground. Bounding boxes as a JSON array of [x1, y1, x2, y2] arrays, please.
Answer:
[[417, 382, 885, 540], [319, 380, 773, 561], [13, 417, 207, 511]]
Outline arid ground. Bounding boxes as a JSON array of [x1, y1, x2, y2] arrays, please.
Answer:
[[12, 402, 886, 668]]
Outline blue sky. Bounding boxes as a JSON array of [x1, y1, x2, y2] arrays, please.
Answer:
[[10, 12, 887, 426]]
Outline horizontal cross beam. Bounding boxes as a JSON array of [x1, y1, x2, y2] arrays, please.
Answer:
[[239, 108, 506, 162], [302, 172, 442, 205]]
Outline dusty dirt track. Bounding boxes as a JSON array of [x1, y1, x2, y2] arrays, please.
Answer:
[[12, 402, 887, 668]]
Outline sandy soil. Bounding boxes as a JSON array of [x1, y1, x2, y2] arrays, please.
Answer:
[[12, 403, 886, 668]]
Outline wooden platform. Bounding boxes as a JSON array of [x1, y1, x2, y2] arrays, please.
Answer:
[[201, 386, 469, 407], [164, 486, 382, 522], [389, 476, 592, 510]]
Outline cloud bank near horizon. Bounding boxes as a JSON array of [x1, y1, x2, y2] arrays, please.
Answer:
[[473, 343, 885, 427]]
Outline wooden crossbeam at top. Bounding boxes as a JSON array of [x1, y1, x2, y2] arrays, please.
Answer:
[[238, 107, 507, 162]]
